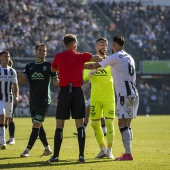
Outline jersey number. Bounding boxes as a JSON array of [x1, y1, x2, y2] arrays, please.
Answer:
[[128, 61, 134, 76]]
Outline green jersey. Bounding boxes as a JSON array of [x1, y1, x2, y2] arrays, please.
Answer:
[[83, 64, 115, 102]]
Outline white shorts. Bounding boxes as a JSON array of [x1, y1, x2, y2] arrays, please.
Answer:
[[0, 101, 13, 117], [117, 95, 139, 119]]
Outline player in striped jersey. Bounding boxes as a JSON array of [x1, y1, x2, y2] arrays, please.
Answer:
[[0, 51, 19, 149], [5, 59, 17, 145], [84, 35, 139, 161]]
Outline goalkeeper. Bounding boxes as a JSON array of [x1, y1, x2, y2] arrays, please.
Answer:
[[83, 37, 116, 159]]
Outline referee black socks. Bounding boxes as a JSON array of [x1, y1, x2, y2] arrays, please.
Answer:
[[77, 127, 85, 157], [54, 128, 63, 158]]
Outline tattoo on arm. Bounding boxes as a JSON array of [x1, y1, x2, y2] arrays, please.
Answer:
[[89, 64, 94, 69], [84, 63, 101, 69]]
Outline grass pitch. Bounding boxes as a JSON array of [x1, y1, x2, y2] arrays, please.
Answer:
[[0, 115, 170, 170]]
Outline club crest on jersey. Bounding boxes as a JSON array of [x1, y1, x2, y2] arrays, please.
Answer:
[[43, 66, 47, 71]]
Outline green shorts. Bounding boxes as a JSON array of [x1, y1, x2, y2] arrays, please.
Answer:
[[90, 101, 115, 120]]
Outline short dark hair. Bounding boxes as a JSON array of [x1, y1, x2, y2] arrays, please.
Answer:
[[113, 35, 125, 46], [0, 50, 10, 56], [64, 34, 77, 46], [96, 37, 108, 43], [35, 43, 47, 51]]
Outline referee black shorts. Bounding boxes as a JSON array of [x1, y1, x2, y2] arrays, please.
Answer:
[[56, 87, 85, 120]]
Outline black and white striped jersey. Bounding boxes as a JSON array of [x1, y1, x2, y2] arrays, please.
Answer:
[[0, 65, 18, 102], [99, 50, 138, 98]]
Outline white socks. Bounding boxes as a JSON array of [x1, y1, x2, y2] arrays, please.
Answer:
[[120, 127, 132, 154], [0, 126, 6, 144]]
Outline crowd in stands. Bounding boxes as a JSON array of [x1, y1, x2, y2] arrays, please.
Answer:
[[94, 1, 170, 60], [1, 0, 170, 60], [0, 0, 101, 57], [137, 80, 170, 107]]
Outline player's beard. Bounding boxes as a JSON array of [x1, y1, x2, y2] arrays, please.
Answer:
[[100, 49, 107, 55], [99, 50, 107, 59]]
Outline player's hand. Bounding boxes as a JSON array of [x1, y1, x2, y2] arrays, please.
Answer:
[[17, 72, 27, 84], [14, 96, 19, 105], [88, 69, 96, 77], [17, 72, 23, 78]]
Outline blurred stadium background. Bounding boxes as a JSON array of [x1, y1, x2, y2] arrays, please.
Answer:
[[0, 0, 170, 116]]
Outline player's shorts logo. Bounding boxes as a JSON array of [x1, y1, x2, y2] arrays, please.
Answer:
[[108, 110, 114, 115]]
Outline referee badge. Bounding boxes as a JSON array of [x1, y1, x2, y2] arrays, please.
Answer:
[[43, 66, 47, 71]]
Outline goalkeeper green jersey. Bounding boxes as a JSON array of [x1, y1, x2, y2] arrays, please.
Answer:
[[83, 64, 115, 102]]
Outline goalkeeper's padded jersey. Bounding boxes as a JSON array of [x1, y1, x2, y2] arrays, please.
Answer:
[[83, 62, 115, 102]]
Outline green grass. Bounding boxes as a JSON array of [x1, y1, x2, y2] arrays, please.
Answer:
[[0, 115, 170, 170]]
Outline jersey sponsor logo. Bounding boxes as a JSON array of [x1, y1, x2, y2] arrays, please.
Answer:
[[95, 69, 107, 76], [0, 75, 13, 80], [31, 72, 44, 80]]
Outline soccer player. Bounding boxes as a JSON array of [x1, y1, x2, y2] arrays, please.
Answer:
[[18, 43, 58, 157], [46, 34, 102, 163], [73, 82, 107, 136], [84, 35, 139, 161], [83, 37, 115, 159], [0, 51, 19, 149], [5, 59, 17, 145]]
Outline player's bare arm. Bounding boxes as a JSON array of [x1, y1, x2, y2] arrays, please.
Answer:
[[84, 62, 102, 70], [12, 82, 19, 105], [91, 55, 103, 62], [51, 66, 58, 72], [18, 72, 27, 84], [81, 82, 90, 91], [53, 78, 59, 86]]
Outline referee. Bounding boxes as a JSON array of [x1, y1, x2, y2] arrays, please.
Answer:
[[47, 34, 102, 163]]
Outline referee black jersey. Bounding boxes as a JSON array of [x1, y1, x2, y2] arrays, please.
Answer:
[[0, 65, 18, 102], [23, 60, 58, 104]]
